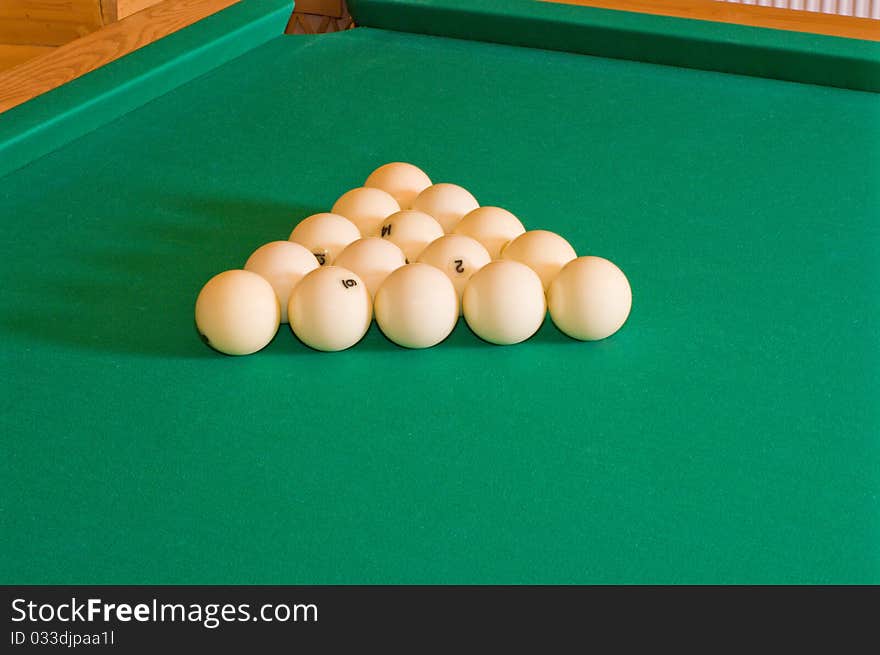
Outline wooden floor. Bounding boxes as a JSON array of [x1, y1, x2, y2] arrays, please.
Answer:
[[0, 0, 164, 73]]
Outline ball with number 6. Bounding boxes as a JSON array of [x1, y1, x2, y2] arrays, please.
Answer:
[[417, 234, 491, 313], [289, 266, 372, 351]]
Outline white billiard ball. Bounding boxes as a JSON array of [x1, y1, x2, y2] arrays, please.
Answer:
[[548, 256, 632, 341], [364, 162, 432, 210], [454, 206, 526, 259], [334, 237, 407, 298], [195, 270, 280, 355], [244, 241, 319, 323], [331, 187, 400, 236], [462, 260, 545, 345], [288, 266, 371, 351], [374, 263, 458, 349], [417, 234, 491, 313], [288, 212, 360, 266], [501, 230, 576, 290], [379, 210, 444, 263], [412, 183, 479, 233]]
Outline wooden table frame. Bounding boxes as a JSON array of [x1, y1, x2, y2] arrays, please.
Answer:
[[547, 1, 879, 40], [0, 0, 242, 114], [0, 0, 877, 115]]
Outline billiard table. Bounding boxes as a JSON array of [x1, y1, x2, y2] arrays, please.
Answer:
[[1, 0, 878, 584]]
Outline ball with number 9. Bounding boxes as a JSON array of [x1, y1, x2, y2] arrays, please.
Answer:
[[289, 266, 372, 351]]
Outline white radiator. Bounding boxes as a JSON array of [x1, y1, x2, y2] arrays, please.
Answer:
[[718, 0, 880, 19]]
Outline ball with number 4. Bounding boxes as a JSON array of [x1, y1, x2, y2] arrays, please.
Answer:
[[418, 234, 490, 313], [288, 266, 371, 351]]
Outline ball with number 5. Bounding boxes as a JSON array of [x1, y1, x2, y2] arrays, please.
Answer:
[[417, 234, 491, 313], [289, 212, 361, 267]]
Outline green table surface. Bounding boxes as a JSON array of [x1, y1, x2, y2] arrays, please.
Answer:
[[1, 0, 879, 584]]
